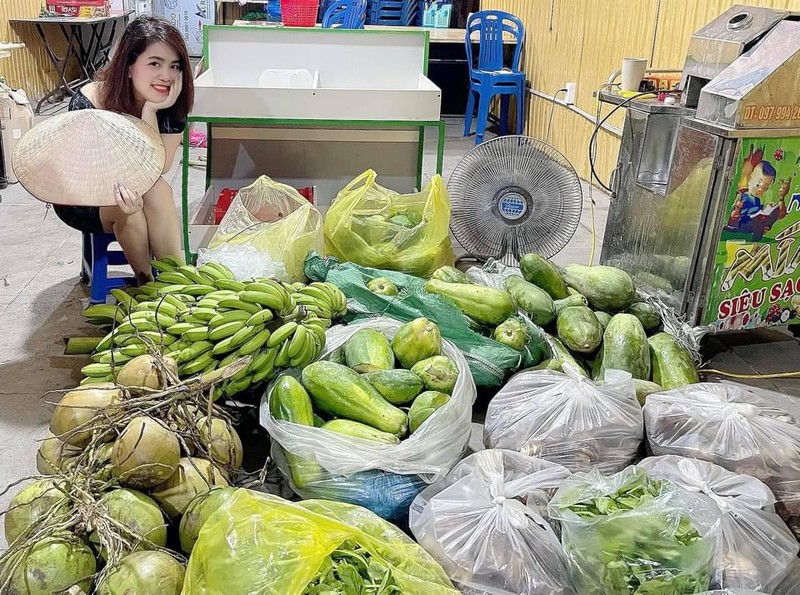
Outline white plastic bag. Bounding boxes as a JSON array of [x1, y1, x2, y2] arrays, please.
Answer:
[[643, 382, 800, 535], [260, 317, 476, 519], [483, 366, 643, 473], [409, 449, 575, 595], [208, 175, 323, 282], [548, 466, 720, 595], [197, 244, 289, 281], [639, 455, 798, 591]]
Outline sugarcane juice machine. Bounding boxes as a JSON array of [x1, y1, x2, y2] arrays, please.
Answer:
[[600, 5, 800, 332]]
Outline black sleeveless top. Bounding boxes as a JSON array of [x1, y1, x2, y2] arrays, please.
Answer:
[[53, 88, 186, 233]]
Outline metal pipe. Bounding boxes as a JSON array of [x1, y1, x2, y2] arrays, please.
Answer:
[[528, 88, 622, 138]]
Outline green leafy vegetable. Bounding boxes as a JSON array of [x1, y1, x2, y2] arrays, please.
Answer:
[[304, 541, 402, 595]]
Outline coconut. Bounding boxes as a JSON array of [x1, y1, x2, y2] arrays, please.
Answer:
[[1, 533, 96, 595], [89, 488, 167, 560], [50, 384, 122, 447], [116, 354, 178, 390], [111, 416, 180, 488], [151, 457, 229, 519], [196, 416, 244, 470], [93, 441, 116, 483], [36, 433, 81, 475], [178, 487, 237, 554], [4, 479, 69, 545], [96, 550, 185, 595]]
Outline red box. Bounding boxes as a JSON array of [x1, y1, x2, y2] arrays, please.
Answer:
[[46, 1, 111, 17], [214, 188, 239, 225]]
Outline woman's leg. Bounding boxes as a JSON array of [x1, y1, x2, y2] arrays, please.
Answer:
[[100, 206, 153, 284], [141, 177, 183, 260]]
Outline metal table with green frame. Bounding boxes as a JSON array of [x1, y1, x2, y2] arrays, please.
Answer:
[[180, 25, 446, 262]]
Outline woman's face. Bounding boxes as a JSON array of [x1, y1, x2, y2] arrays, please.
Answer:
[[129, 41, 182, 106]]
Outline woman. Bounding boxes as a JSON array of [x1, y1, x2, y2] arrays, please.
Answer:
[[54, 16, 195, 284]]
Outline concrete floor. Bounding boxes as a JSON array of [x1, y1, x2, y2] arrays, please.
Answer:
[[1, 112, 799, 549]]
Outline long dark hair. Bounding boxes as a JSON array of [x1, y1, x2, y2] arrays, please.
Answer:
[[98, 16, 194, 122]]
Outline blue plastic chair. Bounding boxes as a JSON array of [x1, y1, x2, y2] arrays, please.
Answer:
[[322, 0, 367, 28], [81, 232, 134, 303], [464, 10, 526, 144]]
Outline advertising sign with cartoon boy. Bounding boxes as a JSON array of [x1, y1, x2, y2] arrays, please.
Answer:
[[706, 139, 800, 331]]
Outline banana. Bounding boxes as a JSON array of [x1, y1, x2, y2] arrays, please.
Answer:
[[215, 279, 247, 292], [176, 340, 214, 364], [91, 349, 110, 363], [205, 261, 236, 280], [95, 332, 114, 352], [218, 351, 241, 368], [217, 297, 262, 315], [188, 307, 218, 322], [201, 359, 220, 374], [246, 309, 274, 327], [298, 285, 332, 306], [130, 302, 157, 313], [157, 284, 189, 295], [208, 320, 246, 342], [161, 293, 190, 312], [287, 325, 309, 359], [209, 310, 251, 329], [291, 282, 306, 291], [250, 348, 278, 384], [150, 302, 179, 319], [160, 255, 186, 268], [314, 282, 346, 316], [80, 375, 115, 386], [246, 279, 286, 295], [184, 327, 210, 342], [183, 284, 217, 297], [227, 323, 263, 351], [266, 321, 298, 348], [164, 339, 191, 357], [205, 290, 237, 300], [178, 351, 215, 376], [211, 335, 236, 357], [120, 343, 150, 357], [224, 376, 252, 397], [150, 258, 177, 273], [167, 322, 201, 336], [81, 363, 113, 378], [198, 263, 227, 283], [274, 339, 293, 368], [83, 304, 126, 324], [239, 290, 283, 311], [109, 289, 135, 312], [116, 321, 161, 335], [177, 265, 213, 286], [137, 284, 160, 298], [173, 293, 197, 304], [197, 298, 224, 309], [157, 271, 193, 285], [237, 328, 271, 356], [97, 350, 133, 365], [112, 333, 138, 347], [303, 322, 327, 350]]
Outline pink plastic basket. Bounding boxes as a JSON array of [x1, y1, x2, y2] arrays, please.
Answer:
[[281, 0, 320, 27]]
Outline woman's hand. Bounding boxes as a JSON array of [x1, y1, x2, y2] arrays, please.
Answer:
[[115, 183, 144, 215], [143, 76, 183, 114]]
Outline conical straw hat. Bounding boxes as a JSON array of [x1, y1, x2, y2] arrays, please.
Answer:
[[12, 109, 166, 207]]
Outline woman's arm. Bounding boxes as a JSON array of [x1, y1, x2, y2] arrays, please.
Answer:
[[160, 133, 183, 174]]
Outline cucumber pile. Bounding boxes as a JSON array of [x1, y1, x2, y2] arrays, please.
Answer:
[[81, 257, 347, 399], [269, 318, 459, 487]]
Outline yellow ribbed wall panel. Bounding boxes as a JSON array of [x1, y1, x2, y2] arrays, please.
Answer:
[[483, 0, 800, 181], [0, 0, 66, 99]]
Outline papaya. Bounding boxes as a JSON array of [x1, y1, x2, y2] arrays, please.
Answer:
[[302, 361, 408, 436], [556, 306, 603, 354], [505, 276, 556, 326], [594, 311, 613, 331], [493, 317, 528, 351], [634, 271, 673, 293], [269, 376, 321, 488], [411, 355, 459, 395], [312, 414, 325, 428], [561, 264, 636, 311], [328, 347, 346, 366], [554, 293, 588, 315], [596, 314, 650, 380], [391, 318, 442, 369], [536, 337, 588, 377], [322, 419, 400, 445], [597, 377, 663, 406], [425, 279, 515, 327], [343, 329, 394, 373], [387, 214, 415, 228], [430, 266, 469, 284], [648, 332, 699, 389], [408, 391, 450, 433], [366, 277, 398, 296], [627, 302, 661, 334], [520, 253, 569, 299], [363, 369, 424, 405]]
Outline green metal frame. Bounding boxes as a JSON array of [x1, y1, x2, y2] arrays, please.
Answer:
[[182, 26, 444, 262]]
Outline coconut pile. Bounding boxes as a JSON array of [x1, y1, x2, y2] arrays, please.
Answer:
[[0, 349, 247, 594]]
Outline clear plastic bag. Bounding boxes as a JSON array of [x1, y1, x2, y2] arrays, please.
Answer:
[[197, 244, 289, 281], [323, 170, 454, 278], [409, 449, 575, 595], [639, 454, 798, 591], [483, 366, 643, 473], [259, 317, 476, 520], [642, 382, 800, 535], [547, 466, 719, 595], [183, 489, 458, 594], [207, 175, 323, 281]]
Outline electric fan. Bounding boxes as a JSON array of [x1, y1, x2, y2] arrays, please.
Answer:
[[448, 135, 584, 266]]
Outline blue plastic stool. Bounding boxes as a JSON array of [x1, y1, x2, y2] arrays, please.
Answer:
[[81, 232, 133, 303], [463, 10, 526, 144], [322, 0, 367, 28]]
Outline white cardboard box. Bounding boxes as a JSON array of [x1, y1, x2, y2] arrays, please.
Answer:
[[154, 0, 215, 57]]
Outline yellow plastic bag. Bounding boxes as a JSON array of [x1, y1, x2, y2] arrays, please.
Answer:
[[182, 489, 458, 595], [208, 176, 323, 282], [324, 170, 454, 278]]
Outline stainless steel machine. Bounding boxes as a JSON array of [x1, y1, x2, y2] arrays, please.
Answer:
[[600, 5, 800, 332]]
